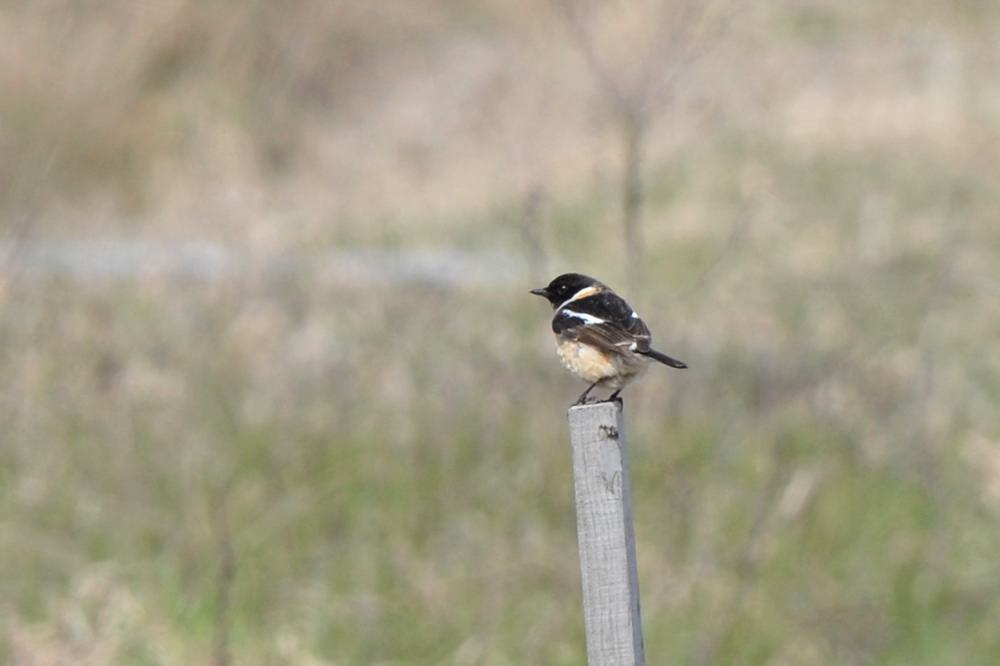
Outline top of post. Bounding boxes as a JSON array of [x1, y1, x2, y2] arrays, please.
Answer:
[[568, 399, 623, 421]]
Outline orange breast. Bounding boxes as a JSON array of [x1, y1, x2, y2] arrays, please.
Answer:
[[555, 337, 652, 388], [556, 338, 617, 383]]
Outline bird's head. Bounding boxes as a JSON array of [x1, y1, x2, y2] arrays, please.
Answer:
[[530, 273, 605, 308]]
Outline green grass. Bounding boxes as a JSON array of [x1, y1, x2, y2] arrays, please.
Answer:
[[3, 169, 998, 662]]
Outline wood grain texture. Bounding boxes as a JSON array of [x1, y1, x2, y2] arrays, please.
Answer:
[[568, 401, 645, 666]]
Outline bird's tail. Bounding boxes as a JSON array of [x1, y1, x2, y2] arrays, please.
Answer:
[[640, 348, 688, 369]]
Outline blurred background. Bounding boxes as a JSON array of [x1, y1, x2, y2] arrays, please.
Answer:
[[2, 1, 1000, 664]]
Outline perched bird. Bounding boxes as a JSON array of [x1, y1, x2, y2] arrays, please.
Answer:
[[531, 273, 687, 404]]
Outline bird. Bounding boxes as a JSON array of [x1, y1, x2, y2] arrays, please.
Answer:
[[531, 273, 687, 405]]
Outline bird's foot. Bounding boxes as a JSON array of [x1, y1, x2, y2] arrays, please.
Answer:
[[573, 382, 601, 406]]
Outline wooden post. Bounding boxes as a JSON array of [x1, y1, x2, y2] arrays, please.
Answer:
[[568, 401, 645, 666]]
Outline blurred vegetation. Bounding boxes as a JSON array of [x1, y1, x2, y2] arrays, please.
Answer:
[[2, 1, 1000, 665]]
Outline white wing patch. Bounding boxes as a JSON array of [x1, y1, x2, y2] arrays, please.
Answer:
[[560, 309, 605, 325]]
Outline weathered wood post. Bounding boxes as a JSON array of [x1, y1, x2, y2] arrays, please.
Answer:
[[568, 401, 645, 665]]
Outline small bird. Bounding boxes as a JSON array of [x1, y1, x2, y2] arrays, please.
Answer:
[[531, 273, 687, 405]]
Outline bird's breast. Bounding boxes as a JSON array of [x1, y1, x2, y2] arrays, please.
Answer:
[[555, 337, 643, 384]]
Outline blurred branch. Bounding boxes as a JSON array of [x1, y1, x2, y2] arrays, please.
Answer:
[[676, 212, 749, 301], [0, 143, 54, 281], [908, 202, 965, 492], [212, 492, 236, 666], [640, 0, 737, 115], [519, 185, 549, 285], [0, 213, 36, 277], [692, 448, 795, 666], [550, 0, 732, 290], [621, 112, 646, 288], [550, 0, 630, 115]]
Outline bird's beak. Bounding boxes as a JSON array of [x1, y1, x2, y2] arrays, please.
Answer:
[[530, 288, 549, 298]]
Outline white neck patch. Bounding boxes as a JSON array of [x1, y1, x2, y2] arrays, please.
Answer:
[[557, 285, 600, 311]]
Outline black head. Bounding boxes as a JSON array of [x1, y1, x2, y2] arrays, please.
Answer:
[[530, 273, 605, 308]]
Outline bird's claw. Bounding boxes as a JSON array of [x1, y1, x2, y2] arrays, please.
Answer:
[[573, 395, 620, 407]]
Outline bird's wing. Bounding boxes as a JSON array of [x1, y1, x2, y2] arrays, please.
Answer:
[[553, 292, 652, 354]]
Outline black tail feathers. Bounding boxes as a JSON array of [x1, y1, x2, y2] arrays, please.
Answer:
[[640, 348, 688, 369]]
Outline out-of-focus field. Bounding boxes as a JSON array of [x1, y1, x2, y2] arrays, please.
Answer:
[[3, 1, 1000, 664]]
